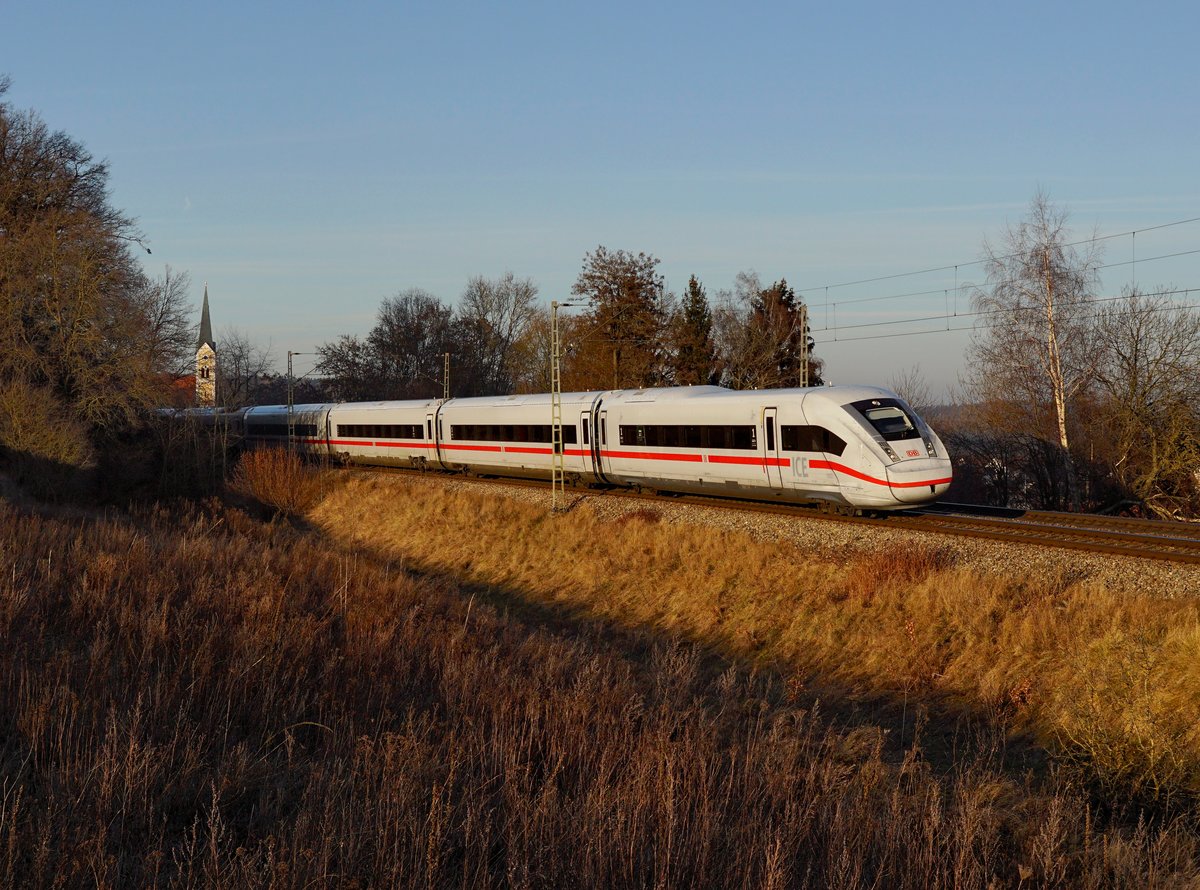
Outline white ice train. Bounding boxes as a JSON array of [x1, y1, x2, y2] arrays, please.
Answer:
[[241, 384, 952, 512]]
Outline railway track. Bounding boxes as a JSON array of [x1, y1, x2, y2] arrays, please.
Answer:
[[355, 465, 1200, 567], [889, 507, 1200, 566]]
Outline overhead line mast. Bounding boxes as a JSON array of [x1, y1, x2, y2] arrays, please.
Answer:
[[550, 300, 580, 512]]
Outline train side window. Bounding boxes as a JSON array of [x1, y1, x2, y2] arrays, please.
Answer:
[[582, 422, 589, 445], [765, 419, 775, 452], [780, 425, 847, 456], [822, 429, 847, 456]]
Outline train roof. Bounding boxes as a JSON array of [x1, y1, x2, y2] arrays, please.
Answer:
[[320, 398, 443, 413], [244, 403, 338, 416], [599, 384, 896, 405], [242, 384, 904, 418]]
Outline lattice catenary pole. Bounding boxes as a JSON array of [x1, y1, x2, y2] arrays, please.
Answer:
[[550, 301, 580, 512]]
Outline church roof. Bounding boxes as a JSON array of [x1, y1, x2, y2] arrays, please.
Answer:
[[198, 284, 215, 351]]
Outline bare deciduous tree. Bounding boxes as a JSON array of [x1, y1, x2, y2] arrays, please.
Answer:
[[1089, 289, 1200, 517], [0, 78, 188, 444], [317, 334, 382, 402], [131, 265, 196, 378], [965, 191, 1102, 508], [509, 308, 554, 394], [216, 326, 275, 407], [458, 272, 539, 395], [888, 365, 935, 415], [369, 289, 456, 399]]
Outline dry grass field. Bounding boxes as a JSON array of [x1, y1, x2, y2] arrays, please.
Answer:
[[312, 472, 1200, 806], [1, 450, 1198, 887]]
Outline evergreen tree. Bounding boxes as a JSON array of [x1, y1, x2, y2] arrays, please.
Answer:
[[750, 279, 821, 387], [671, 275, 717, 385]]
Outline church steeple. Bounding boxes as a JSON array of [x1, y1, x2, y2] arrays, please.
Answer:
[[195, 283, 217, 407], [198, 284, 215, 351]]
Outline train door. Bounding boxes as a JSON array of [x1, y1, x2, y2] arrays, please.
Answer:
[[580, 410, 596, 477], [426, 412, 440, 466], [597, 408, 612, 481], [764, 407, 783, 489]]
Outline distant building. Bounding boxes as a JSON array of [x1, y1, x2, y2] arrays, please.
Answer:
[[196, 284, 217, 407]]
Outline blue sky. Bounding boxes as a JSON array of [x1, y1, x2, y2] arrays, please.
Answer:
[[5, 0, 1199, 394]]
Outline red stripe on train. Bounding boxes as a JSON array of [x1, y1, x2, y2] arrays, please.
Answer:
[[810, 460, 951, 488], [707, 455, 789, 467], [600, 450, 704, 463]]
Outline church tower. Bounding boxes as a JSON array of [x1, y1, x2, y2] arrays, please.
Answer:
[[196, 284, 217, 407]]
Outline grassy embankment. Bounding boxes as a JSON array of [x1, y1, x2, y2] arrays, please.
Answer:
[[0, 449, 1197, 887], [313, 471, 1200, 805]]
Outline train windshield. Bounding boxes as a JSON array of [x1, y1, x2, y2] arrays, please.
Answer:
[[848, 398, 919, 442]]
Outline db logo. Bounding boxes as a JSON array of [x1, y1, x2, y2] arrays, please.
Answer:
[[905, 449, 921, 457]]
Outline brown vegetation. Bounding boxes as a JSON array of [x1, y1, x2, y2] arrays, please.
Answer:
[[3, 462, 1199, 886], [228, 447, 332, 518], [312, 476, 1200, 807]]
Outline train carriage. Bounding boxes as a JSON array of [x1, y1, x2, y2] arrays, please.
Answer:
[[436, 392, 602, 481], [243, 403, 336, 455], [325, 399, 441, 468], [238, 383, 952, 512]]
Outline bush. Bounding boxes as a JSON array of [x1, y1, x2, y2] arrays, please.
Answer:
[[228, 446, 330, 517], [0, 380, 95, 500]]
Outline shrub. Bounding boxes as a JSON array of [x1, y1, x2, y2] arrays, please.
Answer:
[[228, 446, 330, 517], [844, 543, 957, 604], [0, 380, 95, 500]]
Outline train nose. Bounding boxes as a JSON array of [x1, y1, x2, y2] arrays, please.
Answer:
[[884, 458, 953, 504]]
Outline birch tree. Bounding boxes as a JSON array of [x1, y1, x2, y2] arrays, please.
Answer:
[[965, 192, 1102, 508]]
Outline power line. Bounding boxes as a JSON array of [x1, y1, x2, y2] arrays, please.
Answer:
[[811, 245, 1200, 311], [798, 214, 1200, 294], [819, 286, 1199, 334], [813, 288, 1200, 344]]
